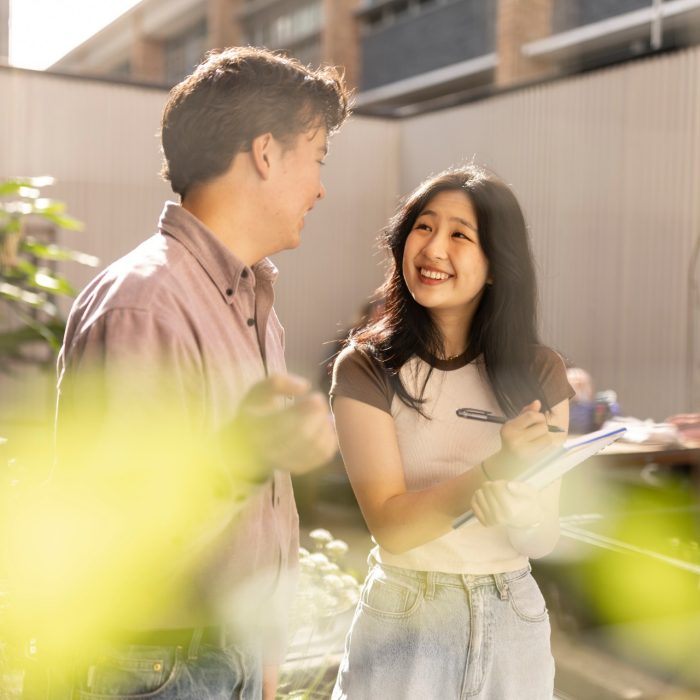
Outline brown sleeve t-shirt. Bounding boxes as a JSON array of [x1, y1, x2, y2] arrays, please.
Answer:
[[329, 343, 575, 575], [330, 344, 575, 415]]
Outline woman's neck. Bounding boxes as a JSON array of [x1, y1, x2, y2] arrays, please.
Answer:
[[431, 308, 472, 359]]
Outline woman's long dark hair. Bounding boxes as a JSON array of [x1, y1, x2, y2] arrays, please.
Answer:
[[352, 164, 550, 417]]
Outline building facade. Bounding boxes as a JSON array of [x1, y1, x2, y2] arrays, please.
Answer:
[[48, 0, 700, 113], [0, 0, 9, 64], [50, 0, 360, 89], [356, 0, 700, 114]]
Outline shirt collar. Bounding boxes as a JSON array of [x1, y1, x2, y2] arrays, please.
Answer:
[[158, 202, 278, 303]]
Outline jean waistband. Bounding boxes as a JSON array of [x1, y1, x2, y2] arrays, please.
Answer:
[[368, 554, 531, 590], [105, 626, 226, 653]]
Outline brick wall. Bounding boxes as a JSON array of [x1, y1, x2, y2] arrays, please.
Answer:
[[207, 0, 244, 50], [130, 7, 165, 82], [496, 0, 554, 85], [322, 0, 360, 90]]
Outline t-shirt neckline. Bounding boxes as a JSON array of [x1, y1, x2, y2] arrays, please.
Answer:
[[417, 348, 480, 371]]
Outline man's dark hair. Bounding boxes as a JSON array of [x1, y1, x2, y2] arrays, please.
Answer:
[[160, 46, 350, 197]]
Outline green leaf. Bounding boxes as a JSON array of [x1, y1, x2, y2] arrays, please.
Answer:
[[1, 259, 38, 285], [16, 312, 64, 351], [4, 261, 76, 297], [20, 239, 99, 267], [0, 282, 58, 314], [0, 216, 22, 236], [35, 210, 84, 232], [26, 176, 56, 188], [18, 186, 41, 199], [33, 198, 66, 214], [0, 281, 30, 302], [30, 269, 75, 296], [0, 201, 32, 216], [0, 181, 28, 197], [0, 176, 84, 364], [0, 177, 55, 196], [0, 317, 65, 354]]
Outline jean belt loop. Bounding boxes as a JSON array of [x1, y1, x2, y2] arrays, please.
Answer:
[[494, 573, 509, 601], [424, 571, 436, 601], [187, 628, 204, 661]]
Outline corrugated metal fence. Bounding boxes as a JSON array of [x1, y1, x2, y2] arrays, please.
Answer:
[[2, 47, 699, 423], [0, 67, 398, 428], [401, 48, 700, 420]]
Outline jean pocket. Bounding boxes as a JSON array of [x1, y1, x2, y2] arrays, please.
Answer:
[[359, 566, 423, 620], [79, 645, 182, 698], [506, 572, 548, 623]]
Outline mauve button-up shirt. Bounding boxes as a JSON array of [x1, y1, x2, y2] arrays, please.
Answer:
[[56, 202, 298, 662]]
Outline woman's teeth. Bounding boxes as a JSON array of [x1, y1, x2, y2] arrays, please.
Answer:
[[421, 268, 450, 280]]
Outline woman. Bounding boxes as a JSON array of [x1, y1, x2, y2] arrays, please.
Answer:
[[330, 165, 574, 699]]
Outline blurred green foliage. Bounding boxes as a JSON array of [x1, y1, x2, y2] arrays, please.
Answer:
[[0, 176, 97, 369]]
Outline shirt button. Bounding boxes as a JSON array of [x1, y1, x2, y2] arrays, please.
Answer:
[[241, 269, 249, 279], [225, 288, 234, 297], [247, 318, 255, 327]]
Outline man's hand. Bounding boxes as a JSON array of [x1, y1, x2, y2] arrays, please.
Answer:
[[262, 665, 278, 700], [232, 373, 337, 478]]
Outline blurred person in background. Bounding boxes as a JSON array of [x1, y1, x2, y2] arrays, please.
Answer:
[[31, 47, 349, 700], [330, 165, 574, 699], [565, 362, 621, 433]]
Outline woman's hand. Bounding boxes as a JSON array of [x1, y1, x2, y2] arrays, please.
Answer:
[[500, 399, 553, 461], [483, 400, 555, 480], [474, 397, 570, 557], [470, 480, 545, 529], [471, 479, 561, 558]]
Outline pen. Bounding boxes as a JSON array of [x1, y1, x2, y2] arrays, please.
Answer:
[[456, 407, 565, 433]]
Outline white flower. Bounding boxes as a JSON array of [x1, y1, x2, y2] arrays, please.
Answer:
[[340, 574, 359, 589], [323, 574, 345, 591], [308, 552, 330, 567], [325, 538, 349, 559], [309, 528, 333, 547]]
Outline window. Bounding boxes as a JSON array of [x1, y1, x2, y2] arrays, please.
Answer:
[[109, 60, 132, 79], [248, 1, 323, 48], [164, 18, 208, 85]]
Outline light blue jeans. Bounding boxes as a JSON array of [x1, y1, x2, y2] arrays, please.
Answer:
[[333, 559, 555, 699], [74, 633, 261, 699]]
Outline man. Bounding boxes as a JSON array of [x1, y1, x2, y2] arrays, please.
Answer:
[[48, 47, 349, 699]]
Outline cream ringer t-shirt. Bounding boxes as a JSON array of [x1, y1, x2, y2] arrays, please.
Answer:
[[330, 346, 575, 575]]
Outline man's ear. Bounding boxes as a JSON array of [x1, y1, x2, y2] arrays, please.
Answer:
[[251, 133, 273, 180]]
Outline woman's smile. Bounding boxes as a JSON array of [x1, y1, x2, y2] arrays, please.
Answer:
[[403, 190, 489, 319], [419, 266, 454, 284]]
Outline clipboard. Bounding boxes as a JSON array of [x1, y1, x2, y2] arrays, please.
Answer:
[[452, 426, 627, 529]]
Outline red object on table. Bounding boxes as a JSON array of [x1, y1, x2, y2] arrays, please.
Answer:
[[666, 413, 700, 447]]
